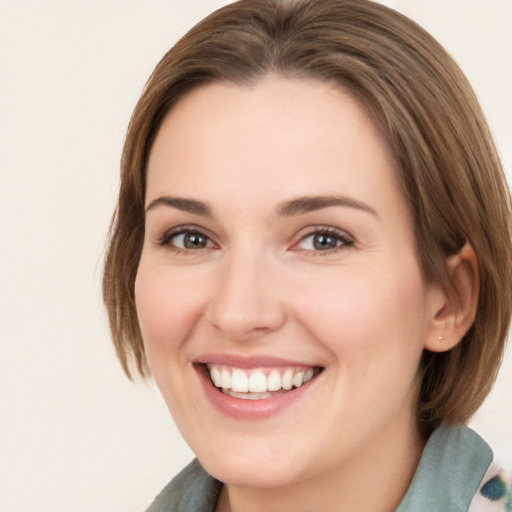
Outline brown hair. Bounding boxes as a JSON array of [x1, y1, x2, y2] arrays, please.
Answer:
[[103, 0, 512, 434]]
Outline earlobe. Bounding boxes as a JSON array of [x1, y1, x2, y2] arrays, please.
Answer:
[[425, 242, 480, 353]]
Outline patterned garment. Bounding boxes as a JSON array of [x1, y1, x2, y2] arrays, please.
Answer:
[[469, 463, 512, 512]]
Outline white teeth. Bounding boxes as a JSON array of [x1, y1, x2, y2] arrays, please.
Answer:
[[267, 369, 282, 391], [207, 364, 318, 397], [221, 368, 231, 389], [231, 369, 249, 392], [226, 390, 273, 400], [210, 366, 222, 387], [281, 369, 293, 390], [249, 371, 267, 392], [303, 368, 314, 383], [292, 371, 304, 388]]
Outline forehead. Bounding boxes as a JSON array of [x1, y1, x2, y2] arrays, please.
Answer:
[[146, 76, 405, 220]]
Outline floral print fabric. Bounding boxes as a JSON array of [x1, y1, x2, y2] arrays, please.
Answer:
[[469, 463, 512, 512]]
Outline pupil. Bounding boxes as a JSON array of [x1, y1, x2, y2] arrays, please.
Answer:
[[184, 233, 206, 249], [313, 234, 337, 250]]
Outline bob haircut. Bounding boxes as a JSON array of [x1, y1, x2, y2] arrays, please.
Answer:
[[103, 0, 512, 435]]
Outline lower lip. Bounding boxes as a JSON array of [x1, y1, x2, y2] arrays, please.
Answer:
[[195, 365, 319, 420]]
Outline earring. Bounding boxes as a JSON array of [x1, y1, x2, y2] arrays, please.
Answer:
[[437, 336, 444, 341]]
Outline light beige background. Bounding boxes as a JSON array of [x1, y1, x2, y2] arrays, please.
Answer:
[[0, 1, 510, 510]]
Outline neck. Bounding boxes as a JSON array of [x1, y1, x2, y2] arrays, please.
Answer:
[[216, 417, 426, 512]]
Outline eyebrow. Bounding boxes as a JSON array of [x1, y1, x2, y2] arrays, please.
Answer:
[[276, 195, 377, 217], [144, 194, 377, 218], [145, 196, 213, 217]]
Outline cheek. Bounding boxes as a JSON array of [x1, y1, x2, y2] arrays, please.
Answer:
[[291, 263, 428, 368], [134, 262, 211, 424], [134, 263, 203, 366]]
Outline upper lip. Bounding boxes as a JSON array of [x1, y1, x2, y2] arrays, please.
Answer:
[[193, 353, 320, 369]]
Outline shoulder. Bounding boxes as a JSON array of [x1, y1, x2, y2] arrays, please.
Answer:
[[146, 459, 222, 512], [398, 424, 511, 512]]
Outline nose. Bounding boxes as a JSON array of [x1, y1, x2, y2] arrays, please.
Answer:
[[205, 251, 287, 341]]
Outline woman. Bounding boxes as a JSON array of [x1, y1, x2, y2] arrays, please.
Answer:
[[103, 0, 512, 510]]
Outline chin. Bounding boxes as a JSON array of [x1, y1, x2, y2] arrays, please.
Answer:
[[200, 453, 306, 489], [188, 428, 327, 490]]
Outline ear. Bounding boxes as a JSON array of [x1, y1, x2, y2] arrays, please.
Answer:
[[424, 242, 480, 353]]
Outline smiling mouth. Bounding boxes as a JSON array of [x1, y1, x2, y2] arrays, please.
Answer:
[[204, 364, 323, 400]]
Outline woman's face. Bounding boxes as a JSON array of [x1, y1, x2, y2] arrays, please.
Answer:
[[135, 77, 439, 488]]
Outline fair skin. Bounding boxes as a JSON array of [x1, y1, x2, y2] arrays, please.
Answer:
[[135, 77, 476, 512]]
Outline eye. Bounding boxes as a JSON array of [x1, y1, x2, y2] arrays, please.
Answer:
[[294, 228, 354, 254], [174, 232, 211, 249], [159, 228, 214, 251]]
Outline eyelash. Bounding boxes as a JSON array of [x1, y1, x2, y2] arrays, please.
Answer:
[[157, 225, 354, 255]]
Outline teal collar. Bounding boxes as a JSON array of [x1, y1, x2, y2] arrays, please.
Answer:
[[397, 425, 493, 511]]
